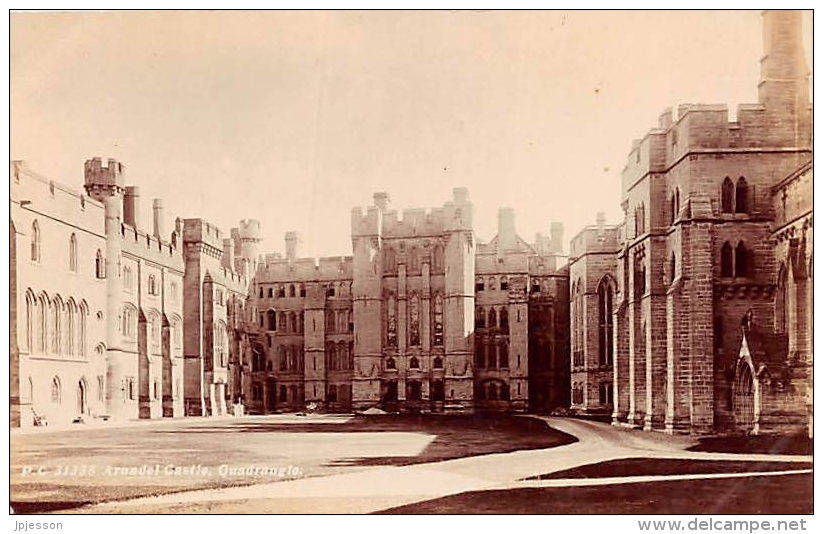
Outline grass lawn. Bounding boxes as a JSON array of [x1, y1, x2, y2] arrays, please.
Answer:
[[378, 473, 813, 514], [522, 458, 813, 480], [10, 413, 574, 513], [688, 434, 812, 455]]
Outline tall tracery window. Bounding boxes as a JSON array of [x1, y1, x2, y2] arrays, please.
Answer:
[[95, 249, 105, 278], [721, 242, 734, 277], [433, 293, 444, 345], [721, 177, 735, 213], [409, 293, 420, 346], [735, 241, 749, 277], [65, 301, 75, 356], [499, 307, 509, 333], [475, 307, 486, 330], [775, 265, 787, 334], [488, 308, 497, 329], [69, 233, 78, 272], [597, 278, 614, 366], [30, 221, 41, 262], [735, 177, 749, 214], [50, 298, 61, 354], [36, 295, 47, 353]]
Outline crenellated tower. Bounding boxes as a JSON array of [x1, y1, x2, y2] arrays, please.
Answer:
[[443, 187, 475, 410], [83, 157, 133, 418], [350, 199, 384, 409]]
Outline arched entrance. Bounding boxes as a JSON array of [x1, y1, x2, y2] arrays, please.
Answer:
[[732, 359, 757, 434], [77, 378, 88, 416]]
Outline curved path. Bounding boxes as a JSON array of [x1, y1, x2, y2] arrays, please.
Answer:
[[84, 417, 811, 514]]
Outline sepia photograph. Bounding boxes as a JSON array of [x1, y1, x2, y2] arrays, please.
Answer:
[[7, 7, 814, 522]]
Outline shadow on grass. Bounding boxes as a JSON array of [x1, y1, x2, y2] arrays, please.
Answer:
[[688, 434, 812, 455], [521, 458, 813, 481], [378, 473, 813, 514], [11, 501, 93, 514], [152, 414, 578, 467]]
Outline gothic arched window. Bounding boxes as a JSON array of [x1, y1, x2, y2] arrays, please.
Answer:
[[721, 242, 733, 277], [597, 277, 614, 366], [30, 220, 40, 262], [409, 294, 420, 346], [433, 293, 444, 345], [721, 177, 734, 213], [69, 233, 77, 272], [735, 241, 749, 277], [735, 177, 749, 214]]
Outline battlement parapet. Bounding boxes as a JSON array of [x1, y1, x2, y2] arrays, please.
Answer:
[[568, 224, 621, 259], [352, 188, 474, 237], [351, 205, 382, 237], [120, 223, 184, 268], [210, 266, 250, 293], [11, 160, 106, 232], [183, 218, 226, 250], [83, 157, 125, 190], [236, 219, 262, 241], [257, 254, 354, 282], [623, 100, 812, 197]]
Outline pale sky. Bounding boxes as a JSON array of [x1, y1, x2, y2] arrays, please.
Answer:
[[10, 10, 813, 259]]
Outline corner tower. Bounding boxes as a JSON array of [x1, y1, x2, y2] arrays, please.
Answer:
[[83, 157, 133, 419], [350, 199, 384, 409], [443, 187, 475, 410]]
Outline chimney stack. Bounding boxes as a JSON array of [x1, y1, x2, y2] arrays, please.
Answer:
[[285, 231, 298, 262], [222, 238, 235, 270], [152, 199, 164, 239], [123, 186, 140, 229], [373, 192, 390, 212], [596, 212, 606, 236], [550, 221, 564, 254]]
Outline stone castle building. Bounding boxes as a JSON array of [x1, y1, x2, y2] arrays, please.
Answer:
[[10, 168, 569, 425], [568, 10, 812, 436], [9, 157, 258, 426], [241, 190, 570, 414]]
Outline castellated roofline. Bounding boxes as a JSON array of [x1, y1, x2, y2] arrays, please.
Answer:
[[83, 156, 125, 189], [351, 188, 474, 237]]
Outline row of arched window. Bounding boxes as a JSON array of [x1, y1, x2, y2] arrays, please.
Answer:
[[326, 309, 352, 333], [258, 281, 353, 300], [326, 341, 354, 371], [24, 291, 88, 357], [122, 266, 177, 301], [720, 241, 750, 278], [475, 306, 509, 331], [29, 220, 105, 278], [474, 276, 510, 292], [121, 306, 182, 352], [262, 310, 305, 334], [275, 345, 304, 372], [721, 177, 749, 214], [384, 244, 445, 275], [475, 380, 510, 401], [385, 355, 444, 370], [386, 293, 444, 347], [474, 341, 509, 369]]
